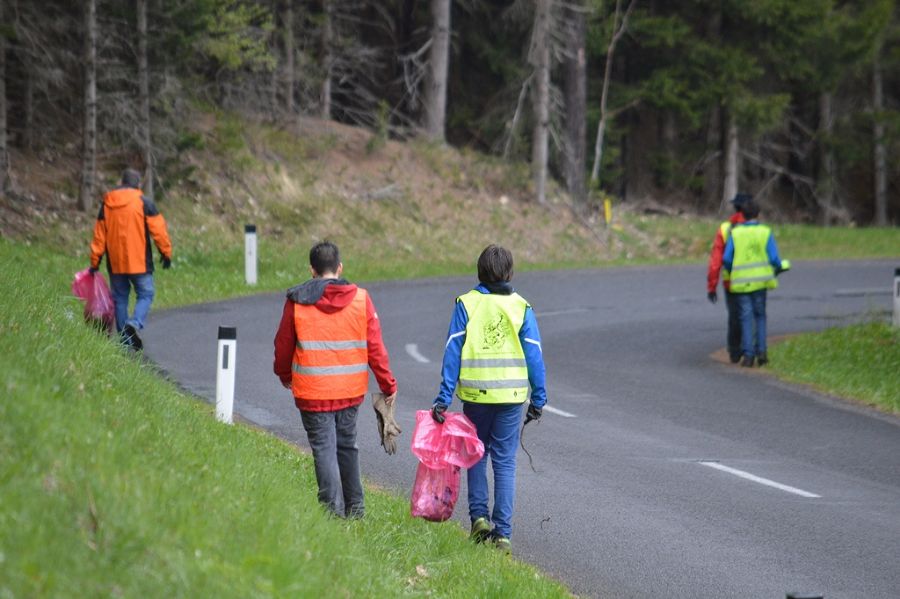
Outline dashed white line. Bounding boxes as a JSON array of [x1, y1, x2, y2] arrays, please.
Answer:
[[405, 343, 430, 364], [543, 405, 577, 418], [538, 308, 591, 317], [699, 461, 821, 498]]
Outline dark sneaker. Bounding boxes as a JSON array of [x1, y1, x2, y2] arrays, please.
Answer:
[[741, 355, 754, 368], [756, 352, 768, 366], [470, 517, 491, 543], [122, 324, 143, 351], [491, 533, 511, 554], [729, 353, 741, 364]]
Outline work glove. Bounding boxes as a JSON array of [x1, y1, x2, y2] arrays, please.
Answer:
[[431, 402, 448, 424], [524, 403, 542, 425], [372, 392, 401, 455], [88, 266, 99, 275], [707, 291, 717, 304], [161, 256, 172, 269]]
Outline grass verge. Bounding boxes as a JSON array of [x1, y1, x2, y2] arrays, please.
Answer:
[[767, 321, 900, 414], [0, 244, 571, 597]]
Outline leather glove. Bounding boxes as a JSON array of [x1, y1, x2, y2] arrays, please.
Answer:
[[372, 392, 401, 455], [431, 402, 447, 424], [161, 256, 172, 269], [88, 266, 99, 275], [524, 404, 542, 425], [707, 291, 717, 304]]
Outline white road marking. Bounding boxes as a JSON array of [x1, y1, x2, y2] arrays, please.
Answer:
[[699, 461, 821, 498], [538, 308, 591, 317], [543, 405, 577, 418], [834, 287, 889, 297], [405, 343, 430, 364]]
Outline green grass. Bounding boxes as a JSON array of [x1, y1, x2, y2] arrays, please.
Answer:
[[0, 243, 572, 597], [768, 321, 900, 414]]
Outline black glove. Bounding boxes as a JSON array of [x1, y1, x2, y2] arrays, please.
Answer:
[[707, 291, 717, 304], [524, 404, 542, 425], [88, 266, 99, 275], [161, 256, 172, 269], [431, 402, 447, 424]]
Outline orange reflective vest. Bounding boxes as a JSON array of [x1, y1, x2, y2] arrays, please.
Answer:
[[291, 288, 369, 400]]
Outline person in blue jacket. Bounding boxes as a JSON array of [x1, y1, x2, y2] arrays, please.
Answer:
[[431, 244, 547, 553], [722, 200, 789, 367]]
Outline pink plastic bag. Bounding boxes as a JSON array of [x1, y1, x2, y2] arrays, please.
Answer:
[[410, 410, 484, 521], [410, 410, 485, 470], [71, 269, 114, 334], [410, 462, 460, 522]]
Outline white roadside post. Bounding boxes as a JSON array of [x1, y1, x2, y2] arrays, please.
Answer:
[[894, 267, 900, 328], [216, 326, 237, 424], [245, 224, 257, 285]]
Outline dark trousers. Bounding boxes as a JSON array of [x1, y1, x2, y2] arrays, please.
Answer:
[[725, 290, 742, 360], [300, 405, 364, 518]]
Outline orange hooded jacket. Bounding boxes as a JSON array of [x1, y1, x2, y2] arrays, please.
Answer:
[[90, 187, 172, 274]]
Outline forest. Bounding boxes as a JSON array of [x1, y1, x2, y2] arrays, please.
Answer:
[[0, 0, 898, 225]]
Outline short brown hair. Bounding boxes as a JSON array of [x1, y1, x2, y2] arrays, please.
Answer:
[[477, 244, 513, 284], [309, 240, 340, 275]]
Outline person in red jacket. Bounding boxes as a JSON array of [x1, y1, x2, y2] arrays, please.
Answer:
[[89, 168, 172, 350], [706, 193, 748, 363], [273, 241, 397, 518]]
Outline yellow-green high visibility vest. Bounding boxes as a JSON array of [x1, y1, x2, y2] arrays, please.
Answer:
[[729, 224, 777, 293], [456, 290, 529, 404], [720, 221, 733, 285]]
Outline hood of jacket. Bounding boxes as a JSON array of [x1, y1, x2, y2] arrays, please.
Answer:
[[729, 211, 746, 225], [287, 278, 358, 313], [105, 186, 142, 210]]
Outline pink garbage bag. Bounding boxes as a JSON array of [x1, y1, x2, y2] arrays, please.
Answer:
[[71, 269, 114, 334], [410, 410, 485, 470], [410, 462, 460, 522]]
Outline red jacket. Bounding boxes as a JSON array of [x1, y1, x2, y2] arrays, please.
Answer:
[[707, 212, 745, 294], [273, 280, 396, 412]]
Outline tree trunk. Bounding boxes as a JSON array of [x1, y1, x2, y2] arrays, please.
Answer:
[[721, 110, 739, 208], [78, 0, 97, 213], [531, 0, 551, 205], [424, 0, 450, 141], [282, 0, 294, 115], [818, 92, 836, 226], [137, 0, 153, 198], [563, 0, 587, 205], [872, 56, 887, 226], [23, 67, 34, 150], [321, 0, 333, 120], [0, 0, 8, 194]]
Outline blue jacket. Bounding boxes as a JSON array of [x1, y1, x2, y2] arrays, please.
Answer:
[[434, 284, 547, 409], [722, 221, 783, 274]]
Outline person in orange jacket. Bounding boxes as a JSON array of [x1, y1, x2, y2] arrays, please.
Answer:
[[706, 193, 748, 363], [89, 168, 172, 350], [273, 241, 397, 518]]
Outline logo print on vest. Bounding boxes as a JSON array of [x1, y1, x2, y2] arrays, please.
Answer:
[[481, 313, 508, 350]]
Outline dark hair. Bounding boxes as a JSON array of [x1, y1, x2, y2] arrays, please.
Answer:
[[477, 244, 514, 284], [740, 200, 760, 219], [730, 193, 752, 208], [121, 168, 142, 188], [309, 240, 340, 275]]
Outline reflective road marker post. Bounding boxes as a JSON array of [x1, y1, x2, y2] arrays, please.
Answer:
[[216, 326, 237, 424], [894, 267, 900, 328], [245, 224, 257, 285]]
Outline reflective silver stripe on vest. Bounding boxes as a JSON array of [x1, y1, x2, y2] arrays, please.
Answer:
[[460, 358, 527, 368], [292, 363, 368, 375], [296, 340, 367, 350], [458, 378, 529, 389], [731, 275, 775, 283], [732, 261, 770, 271]]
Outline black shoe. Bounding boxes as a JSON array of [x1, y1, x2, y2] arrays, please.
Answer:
[[756, 352, 768, 366], [729, 353, 741, 364], [122, 324, 143, 351], [741, 355, 754, 368]]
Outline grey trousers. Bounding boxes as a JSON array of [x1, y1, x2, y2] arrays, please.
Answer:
[[300, 405, 364, 518]]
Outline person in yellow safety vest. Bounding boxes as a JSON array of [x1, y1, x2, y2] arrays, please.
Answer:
[[431, 245, 547, 554], [707, 193, 749, 363], [722, 200, 790, 368]]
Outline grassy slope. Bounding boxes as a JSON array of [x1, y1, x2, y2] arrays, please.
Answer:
[[0, 240, 570, 598]]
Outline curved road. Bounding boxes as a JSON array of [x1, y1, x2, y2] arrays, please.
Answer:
[[144, 260, 900, 598]]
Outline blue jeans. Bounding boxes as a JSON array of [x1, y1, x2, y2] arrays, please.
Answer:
[[736, 290, 767, 358], [300, 406, 364, 518], [110, 273, 155, 333], [725, 290, 742, 360], [463, 401, 523, 539]]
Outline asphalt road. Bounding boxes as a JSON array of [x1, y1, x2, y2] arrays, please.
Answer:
[[143, 259, 900, 599]]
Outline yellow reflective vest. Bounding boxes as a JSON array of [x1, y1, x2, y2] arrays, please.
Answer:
[[729, 225, 778, 293], [456, 290, 529, 404]]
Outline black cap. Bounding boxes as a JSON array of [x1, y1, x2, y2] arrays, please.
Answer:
[[730, 193, 752, 207], [121, 168, 142, 188]]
